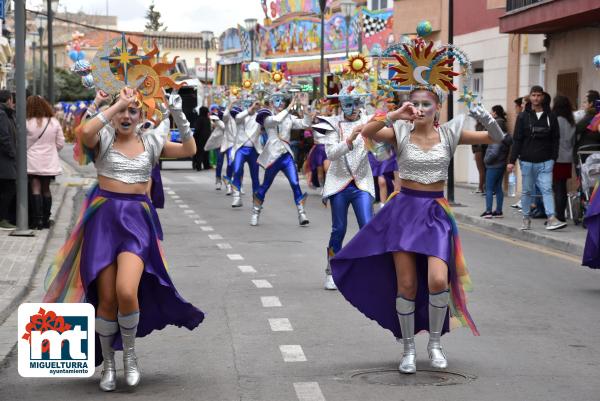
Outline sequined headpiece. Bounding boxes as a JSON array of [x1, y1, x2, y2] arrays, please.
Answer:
[[327, 54, 371, 100]]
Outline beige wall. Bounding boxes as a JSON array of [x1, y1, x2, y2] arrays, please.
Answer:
[[546, 27, 600, 109], [393, 0, 443, 42]]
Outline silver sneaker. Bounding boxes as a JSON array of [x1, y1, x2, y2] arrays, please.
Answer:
[[215, 177, 222, 190], [546, 216, 567, 231], [520, 216, 531, 231], [226, 184, 232, 196], [324, 274, 337, 290]]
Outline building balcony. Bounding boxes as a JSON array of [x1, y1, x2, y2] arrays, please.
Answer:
[[500, 0, 600, 34]]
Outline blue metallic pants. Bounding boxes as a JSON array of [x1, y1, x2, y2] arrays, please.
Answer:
[[232, 146, 260, 193], [255, 153, 306, 205], [328, 182, 373, 254], [216, 151, 225, 179]]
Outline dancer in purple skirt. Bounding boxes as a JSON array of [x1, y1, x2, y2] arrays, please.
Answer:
[[44, 42, 204, 391], [330, 36, 505, 373]]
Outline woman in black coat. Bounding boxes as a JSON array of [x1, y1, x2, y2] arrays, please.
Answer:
[[193, 106, 212, 171]]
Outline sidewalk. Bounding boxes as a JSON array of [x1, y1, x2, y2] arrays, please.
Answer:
[[451, 184, 586, 257], [0, 147, 93, 364]]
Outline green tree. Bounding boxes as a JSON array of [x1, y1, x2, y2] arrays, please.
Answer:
[[55, 68, 95, 102], [145, 1, 167, 31]]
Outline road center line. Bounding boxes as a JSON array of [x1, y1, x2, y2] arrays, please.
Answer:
[[252, 279, 272, 288], [174, 199, 183, 203], [293, 382, 326, 401], [183, 210, 195, 214], [261, 296, 282, 307], [238, 265, 256, 273], [178, 204, 190, 209], [201, 226, 214, 231], [269, 318, 293, 332], [217, 243, 232, 250], [227, 254, 243, 260], [279, 345, 306, 362], [208, 234, 224, 240]]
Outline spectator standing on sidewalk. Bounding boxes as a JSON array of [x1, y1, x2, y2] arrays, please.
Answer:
[[508, 85, 566, 231], [0, 90, 17, 230], [471, 125, 487, 194], [193, 106, 212, 171], [551, 95, 576, 223], [26, 96, 65, 229], [574, 90, 600, 162], [481, 105, 512, 218]]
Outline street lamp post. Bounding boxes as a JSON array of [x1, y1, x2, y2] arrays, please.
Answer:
[[340, 0, 356, 58], [37, 17, 45, 98], [12, 0, 34, 236], [318, 0, 327, 98], [32, 40, 37, 96], [200, 31, 214, 84], [47, 0, 59, 104], [244, 18, 257, 62]]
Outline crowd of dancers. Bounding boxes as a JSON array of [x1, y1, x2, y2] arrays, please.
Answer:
[[38, 29, 600, 393]]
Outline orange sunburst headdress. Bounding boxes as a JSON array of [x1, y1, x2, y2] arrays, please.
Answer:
[[386, 29, 472, 104], [91, 33, 183, 125]]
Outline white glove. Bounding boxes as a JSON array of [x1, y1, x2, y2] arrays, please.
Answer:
[[469, 104, 504, 142], [168, 93, 192, 141]]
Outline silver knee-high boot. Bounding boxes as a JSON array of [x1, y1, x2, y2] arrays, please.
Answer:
[[396, 296, 416, 374], [96, 317, 118, 391], [428, 290, 450, 369], [297, 204, 309, 226], [118, 311, 141, 387]]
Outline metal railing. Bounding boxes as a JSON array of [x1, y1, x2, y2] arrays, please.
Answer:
[[506, 0, 547, 12]]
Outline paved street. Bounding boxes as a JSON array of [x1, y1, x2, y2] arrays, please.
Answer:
[[1, 164, 599, 401]]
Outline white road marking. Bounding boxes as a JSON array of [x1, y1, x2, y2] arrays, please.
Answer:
[[238, 265, 256, 273], [178, 204, 189, 209], [190, 214, 201, 219], [279, 345, 306, 362], [261, 296, 282, 307], [174, 199, 183, 203], [252, 279, 272, 289], [227, 254, 243, 260], [294, 382, 326, 401], [269, 318, 293, 332], [194, 220, 202, 224], [201, 226, 215, 231], [217, 243, 232, 250], [166, 190, 175, 195], [170, 195, 180, 199], [184, 210, 195, 214], [163, 186, 171, 190], [208, 234, 223, 240]]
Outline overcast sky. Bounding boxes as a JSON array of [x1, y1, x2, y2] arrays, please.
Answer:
[[29, 0, 265, 36]]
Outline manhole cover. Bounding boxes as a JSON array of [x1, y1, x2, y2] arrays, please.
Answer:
[[349, 368, 474, 386]]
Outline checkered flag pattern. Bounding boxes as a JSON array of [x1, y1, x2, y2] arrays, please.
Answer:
[[363, 14, 386, 38], [239, 28, 250, 56]]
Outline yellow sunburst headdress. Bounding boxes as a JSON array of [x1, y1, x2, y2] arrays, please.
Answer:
[[384, 23, 473, 104], [328, 54, 371, 100], [91, 33, 183, 125]]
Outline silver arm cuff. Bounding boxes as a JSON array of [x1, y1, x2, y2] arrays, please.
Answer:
[[469, 105, 504, 142], [96, 112, 109, 126]]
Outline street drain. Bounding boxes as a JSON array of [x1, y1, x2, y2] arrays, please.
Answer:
[[349, 368, 474, 386]]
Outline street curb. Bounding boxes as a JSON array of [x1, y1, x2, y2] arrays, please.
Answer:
[[453, 211, 585, 257]]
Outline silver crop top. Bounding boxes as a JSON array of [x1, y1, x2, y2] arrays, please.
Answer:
[[94, 126, 165, 184], [393, 115, 468, 184]]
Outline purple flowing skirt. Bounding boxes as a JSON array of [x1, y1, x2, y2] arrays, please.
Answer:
[[150, 164, 165, 209], [80, 188, 204, 365], [331, 188, 475, 339], [368, 153, 398, 177], [583, 190, 600, 268]]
